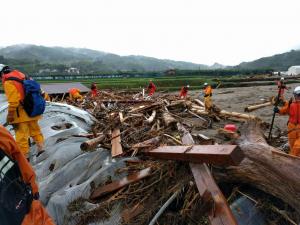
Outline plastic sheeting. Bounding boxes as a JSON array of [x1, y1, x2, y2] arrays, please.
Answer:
[[0, 102, 127, 225]]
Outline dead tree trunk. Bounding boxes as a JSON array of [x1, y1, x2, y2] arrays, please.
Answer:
[[214, 121, 300, 214]]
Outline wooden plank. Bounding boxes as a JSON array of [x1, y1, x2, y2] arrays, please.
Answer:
[[145, 145, 244, 166], [111, 128, 123, 157], [177, 123, 237, 225], [90, 168, 151, 200], [190, 163, 238, 225]]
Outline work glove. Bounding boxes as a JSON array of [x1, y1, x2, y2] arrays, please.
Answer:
[[6, 110, 14, 124], [273, 106, 280, 113]]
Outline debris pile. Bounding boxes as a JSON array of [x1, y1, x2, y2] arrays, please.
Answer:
[[58, 91, 300, 225]]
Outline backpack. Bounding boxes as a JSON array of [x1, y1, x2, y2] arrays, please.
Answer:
[[0, 149, 33, 225], [6, 77, 46, 117]]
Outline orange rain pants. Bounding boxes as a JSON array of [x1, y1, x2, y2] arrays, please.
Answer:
[[0, 125, 55, 225], [287, 123, 300, 156]]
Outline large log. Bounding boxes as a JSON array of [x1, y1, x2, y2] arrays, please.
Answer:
[[244, 101, 272, 112], [214, 121, 300, 214]]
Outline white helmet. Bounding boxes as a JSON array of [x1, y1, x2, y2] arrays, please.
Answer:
[[280, 77, 284, 81], [203, 82, 208, 86], [187, 85, 190, 88], [293, 86, 300, 95], [0, 64, 6, 73]]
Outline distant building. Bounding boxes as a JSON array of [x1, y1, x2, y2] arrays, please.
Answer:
[[66, 67, 80, 74], [287, 66, 300, 76], [165, 69, 176, 76]]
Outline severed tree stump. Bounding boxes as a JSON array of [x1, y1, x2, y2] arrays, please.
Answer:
[[214, 121, 300, 214]]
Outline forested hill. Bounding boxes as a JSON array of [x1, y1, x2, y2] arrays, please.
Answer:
[[236, 50, 300, 71]]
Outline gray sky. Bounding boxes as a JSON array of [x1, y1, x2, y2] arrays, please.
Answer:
[[2, 0, 300, 65]]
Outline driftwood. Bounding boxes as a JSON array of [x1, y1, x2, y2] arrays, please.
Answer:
[[162, 112, 177, 126], [80, 135, 105, 151], [146, 110, 157, 124], [244, 101, 272, 112], [194, 99, 205, 107], [214, 121, 300, 214]]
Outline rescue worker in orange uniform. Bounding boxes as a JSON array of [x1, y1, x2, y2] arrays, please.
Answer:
[[68, 88, 83, 101], [276, 77, 288, 102], [0, 125, 54, 225], [274, 86, 300, 157], [90, 83, 98, 98], [202, 83, 213, 111], [0, 65, 45, 159], [179, 85, 189, 99], [147, 80, 156, 96]]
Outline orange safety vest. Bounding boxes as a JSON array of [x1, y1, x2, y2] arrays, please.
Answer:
[[2, 70, 26, 100], [288, 102, 300, 124]]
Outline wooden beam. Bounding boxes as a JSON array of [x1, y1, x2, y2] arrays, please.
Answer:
[[145, 145, 244, 166], [80, 135, 105, 151], [111, 128, 123, 157], [90, 168, 151, 200], [190, 163, 238, 225], [177, 123, 238, 225]]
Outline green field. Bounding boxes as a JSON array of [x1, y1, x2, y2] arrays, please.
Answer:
[[37, 76, 217, 92]]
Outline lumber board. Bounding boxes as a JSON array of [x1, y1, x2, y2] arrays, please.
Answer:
[[145, 145, 244, 166], [111, 128, 123, 157], [90, 167, 151, 199]]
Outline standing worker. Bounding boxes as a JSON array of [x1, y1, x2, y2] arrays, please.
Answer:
[[0, 64, 45, 159], [274, 86, 300, 157], [68, 88, 83, 101], [0, 125, 54, 225], [90, 83, 98, 98], [147, 80, 156, 96], [277, 77, 288, 102], [179, 85, 189, 99], [202, 83, 213, 112]]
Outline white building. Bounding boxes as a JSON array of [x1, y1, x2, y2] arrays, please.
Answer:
[[287, 66, 300, 76]]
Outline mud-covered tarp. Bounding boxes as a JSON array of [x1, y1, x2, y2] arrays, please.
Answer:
[[0, 102, 129, 225]]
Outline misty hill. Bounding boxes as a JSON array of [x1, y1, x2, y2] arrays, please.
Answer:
[[0, 44, 209, 72], [236, 50, 300, 71]]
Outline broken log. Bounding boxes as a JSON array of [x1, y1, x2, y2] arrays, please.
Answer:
[[111, 128, 123, 157], [162, 112, 177, 126], [214, 121, 300, 214], [132, 136, 161, 150], [146, 110, 156, 124], [80, 135, 105, 151], [145, 145, 244, 166], [90, 167, 152, 199], [194, 99, 205, 107], [244, 101, 272, 112]]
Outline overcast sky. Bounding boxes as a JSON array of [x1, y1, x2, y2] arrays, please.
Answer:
[[1, 0, 300, 65]]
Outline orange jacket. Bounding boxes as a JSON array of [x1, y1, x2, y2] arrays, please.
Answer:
[[0, 125, 38, 194], [203, 85, 212, 97], [280, 100, 300, 124], [179, 86, 188, 97], [2, 70, 26, 100], [69, 88, 80, 95]]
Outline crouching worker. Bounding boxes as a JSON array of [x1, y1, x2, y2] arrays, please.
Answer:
[[179, 85, 189, 99], [0, 125, 54, 225], [69, 88, 83, 101], [0, 64, 45, 159], [274, 86, 300, 157]]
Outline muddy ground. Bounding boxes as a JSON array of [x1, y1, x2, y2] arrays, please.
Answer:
[[190, 84, 300, 132]]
